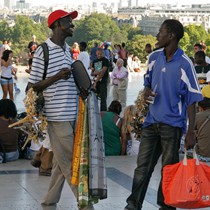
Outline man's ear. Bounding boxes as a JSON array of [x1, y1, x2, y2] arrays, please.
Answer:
[[170, 33, 175, 39]]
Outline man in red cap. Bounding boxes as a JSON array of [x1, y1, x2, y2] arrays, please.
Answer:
[[27, 10, 94, 210]]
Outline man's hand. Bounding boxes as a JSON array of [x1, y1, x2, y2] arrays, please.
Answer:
[[93, 81, 97, 90], [79, 87, 89, 100], [143, 87, 157, 104], [185, 131, 196, 149], [56, 68, 71, 80]]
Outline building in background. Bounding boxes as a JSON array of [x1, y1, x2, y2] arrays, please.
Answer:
[[4, 0, 16, 9], [118, 4, 210, 36], [16, 0, 30, 10], [119, 0, 128, 8]]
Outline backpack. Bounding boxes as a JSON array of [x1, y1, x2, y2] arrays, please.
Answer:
[[25, 42, 49, 92]]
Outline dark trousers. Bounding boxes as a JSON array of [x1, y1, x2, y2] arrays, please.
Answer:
[[125, 123, 182, 210], [96, 82, 107, 111]]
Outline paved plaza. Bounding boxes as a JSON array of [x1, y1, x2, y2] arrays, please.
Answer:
[[0, 67, 209, 210]]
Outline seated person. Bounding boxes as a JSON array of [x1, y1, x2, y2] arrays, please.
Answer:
[[133, 56, 141, 72], [194, 51, 210, 88], [0, 99, 20, 163], [201, 71, 210, 98], [31, 130, 53, 176], [122, 105, 140, 156], [101, 100, 126, 156], [195, 97, 210, 162]]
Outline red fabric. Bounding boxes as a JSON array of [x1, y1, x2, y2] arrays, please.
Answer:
[[162, 159, 210, 209], [48, 10, 78, 27], [72, 49, 80, 60]]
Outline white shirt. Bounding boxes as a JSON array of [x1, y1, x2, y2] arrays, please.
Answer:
[[1, 65, 13, 78], [205, 56, 210, 64], [77, 51, 92, 79], [77, 51, 90, 71]]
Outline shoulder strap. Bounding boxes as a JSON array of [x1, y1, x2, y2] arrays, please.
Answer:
[[115, 116, 121, 126], [39, 42, 49, 80], [196, 115, 210, 138]]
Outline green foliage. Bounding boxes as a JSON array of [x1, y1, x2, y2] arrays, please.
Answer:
[[0, 20, 12, 41], [69, 13, 127, 46], [182, 24, 208, 57], [127, 34, 157, 63], [203, 34, 210, 56], [179, 32, 190, 54], [120, 23, 143, 40], [0, 15, 49, 60], [1, 13, 210, 64]]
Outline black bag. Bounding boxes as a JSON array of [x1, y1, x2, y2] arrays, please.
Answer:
[[71, 60, 91, 91], [25, 42, 49, 113]]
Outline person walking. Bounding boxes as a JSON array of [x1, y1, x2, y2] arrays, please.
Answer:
[[124, 19, 203, 210], [27, 9, 93, 210]]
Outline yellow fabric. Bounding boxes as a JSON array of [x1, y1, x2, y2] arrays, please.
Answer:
[[71, 97, 85, 185], [201, 85, 210, 98]]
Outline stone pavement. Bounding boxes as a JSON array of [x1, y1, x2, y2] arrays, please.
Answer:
[[0, 67, 209, 210]]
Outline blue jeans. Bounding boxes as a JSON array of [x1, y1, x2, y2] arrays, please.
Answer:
[[125, 123, 182, 210], [0, 150, 19, 163]]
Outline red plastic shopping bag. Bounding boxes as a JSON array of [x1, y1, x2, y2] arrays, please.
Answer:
[[162, 149, 210, 209]]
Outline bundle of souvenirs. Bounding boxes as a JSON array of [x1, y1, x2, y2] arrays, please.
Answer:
[[130, 89, 149, 140], [8, 88, 47, 149], [71, 93, 107, 209]]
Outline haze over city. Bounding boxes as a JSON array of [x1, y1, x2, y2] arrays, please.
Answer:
[[0, 0, 210, 7]]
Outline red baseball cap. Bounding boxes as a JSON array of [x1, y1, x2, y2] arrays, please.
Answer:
[[48, 9, 78, 28]]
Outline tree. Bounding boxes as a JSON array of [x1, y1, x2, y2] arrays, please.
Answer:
[[127, 34, 156, 63], [182, 24, 208, 57], [179, 32, 190, 55], [120, 23, 143, 40], [11, 15, 49, 59], [68, 13, 127, 46], [0, 20, 12, 42]]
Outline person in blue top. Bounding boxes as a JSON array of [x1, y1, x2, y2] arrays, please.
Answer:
[[124, 19, 203, 210]]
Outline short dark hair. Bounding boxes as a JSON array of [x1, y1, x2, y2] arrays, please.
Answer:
[[198, 97, 210, 110], [0, 99, 17, 119], [194, 43, 202, 49], [2, 50, 13, 62], [162, 19, 184, 41], [195, 51, 206, 60], [80, 41, 87, 50], [97, 47, 103, 52], [108, 100, 122, 115], [145, 43, 151, 48]]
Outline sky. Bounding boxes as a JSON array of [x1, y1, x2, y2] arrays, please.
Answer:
[[0, 0, 210, 7]]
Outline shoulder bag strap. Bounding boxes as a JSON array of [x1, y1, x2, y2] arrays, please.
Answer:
[[196, 115, 210, 138], [39, 42, 49, 80]]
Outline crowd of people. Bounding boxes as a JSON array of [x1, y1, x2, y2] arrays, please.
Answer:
[[0, 8, 210, 210]]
